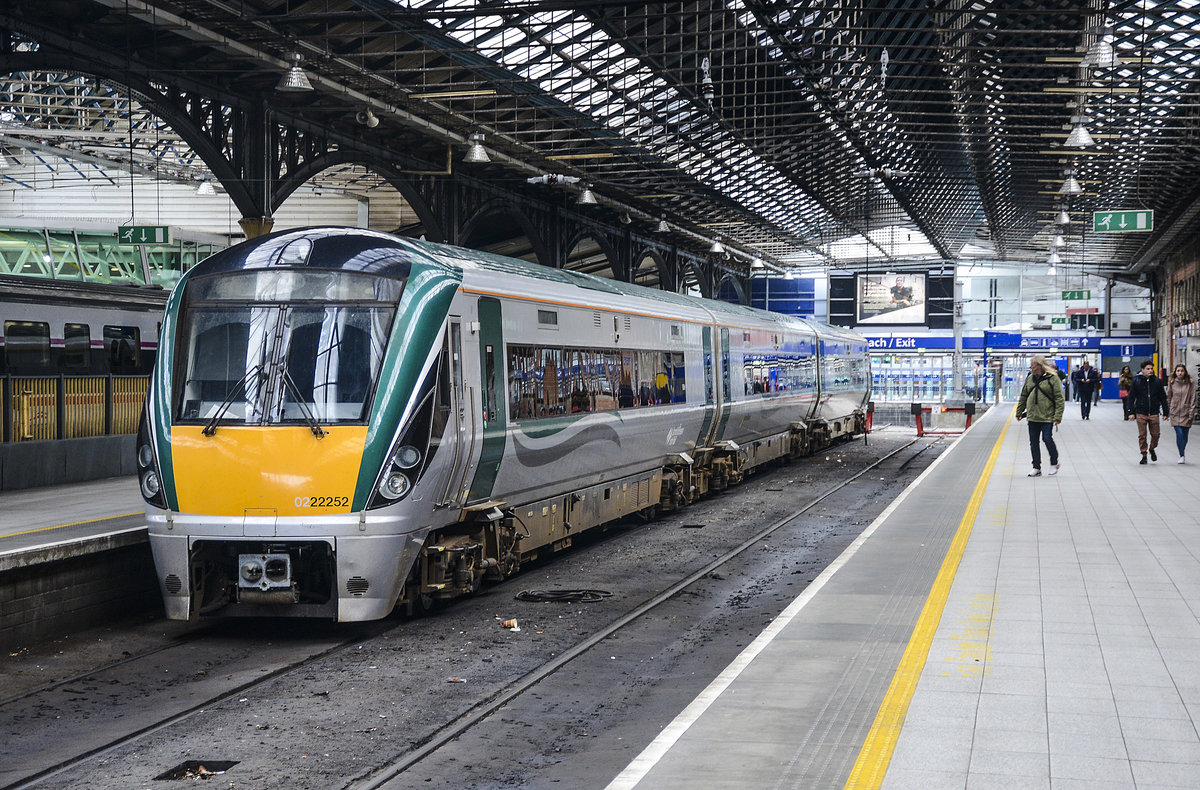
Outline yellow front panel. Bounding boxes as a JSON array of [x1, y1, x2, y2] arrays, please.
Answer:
[[171, 426, 368, 516]]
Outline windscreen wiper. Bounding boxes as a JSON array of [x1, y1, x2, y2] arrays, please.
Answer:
[[201, 364, 262, 437], [279, 367, 327, 439]]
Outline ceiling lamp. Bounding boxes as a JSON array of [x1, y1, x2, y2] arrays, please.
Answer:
[[709, 237, 726, 255], [463, 132, 490, 163], [1056, 207, 1071, 225], [1081, 31, 1121, 69], [1059, 170, 1082, 195], [784, 269, 795, 280], [1064, 118, 1094, 148], [1052, 233, 1065, 248], [1048, 250, 1062, 265], [356, 109, 379, 128], [577, 183, 598, 205], [195, 179, 216, 196], [750, 256, 765, 271], [655, 218, 670, 233], [1047, 265, 1057, 276], [277, 52, 314, 92]]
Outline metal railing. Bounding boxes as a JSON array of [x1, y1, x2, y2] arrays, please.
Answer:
[[3, 375, 150, 442]]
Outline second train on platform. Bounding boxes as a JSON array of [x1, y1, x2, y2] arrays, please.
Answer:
[[139, 228, 870, 621]]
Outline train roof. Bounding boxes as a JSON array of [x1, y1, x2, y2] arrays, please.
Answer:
[[185, 228, 866, 343], [403, 237, 865, 342]]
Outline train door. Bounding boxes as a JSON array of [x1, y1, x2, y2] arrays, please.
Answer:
[[714, 327, 733, 440], [437, 317, 475, 508], [697, 325, 717, 447], [467, 297, 506, 503]]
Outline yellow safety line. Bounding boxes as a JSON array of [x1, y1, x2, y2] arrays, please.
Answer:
[[843, 406, 1014, 789], [0, 512, 143, 540]]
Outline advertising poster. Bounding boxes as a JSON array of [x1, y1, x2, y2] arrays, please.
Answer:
[[856, 273, 927, 325]]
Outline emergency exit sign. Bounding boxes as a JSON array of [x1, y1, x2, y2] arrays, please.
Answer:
[[1051, 317, 1068, 326], [1093, 210, 1153, 233], [1062, 290, 1090, 300], [117, 225, 171, 244]]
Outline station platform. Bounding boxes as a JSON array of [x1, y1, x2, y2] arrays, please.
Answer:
[[607, 398, 1200, 790], [0, 476, 146, 572]]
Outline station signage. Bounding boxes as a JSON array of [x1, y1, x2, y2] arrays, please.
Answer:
[[1061, 289, 1090, 301], [1092, 210, 1153, 233], [1051, 317, 1068, 326], [118, 225, 171, 244]]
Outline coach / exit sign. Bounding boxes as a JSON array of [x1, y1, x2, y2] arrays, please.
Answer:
[[1093, 210, 1153, 233], [1062, 289, 1090, 300], [117, 225, 171, 244], [1051, 317, 1069, 325]]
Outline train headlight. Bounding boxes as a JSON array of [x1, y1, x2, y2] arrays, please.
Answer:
[[240, 561, 264, 584], [379, 472, 411, 500], [137, 444, 154, 468], [140, 470, 161, 499], [395, 445, 421, 469]]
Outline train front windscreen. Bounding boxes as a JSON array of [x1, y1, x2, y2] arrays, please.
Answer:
[[172, 269, 402, 429]]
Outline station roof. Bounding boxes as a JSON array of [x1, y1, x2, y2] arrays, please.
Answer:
[[3, 0, 1199, 280]]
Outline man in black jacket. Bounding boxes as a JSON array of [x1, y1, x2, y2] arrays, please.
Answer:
[[1130, 359, 1170, 464], [1071, 360, 1101, 419]]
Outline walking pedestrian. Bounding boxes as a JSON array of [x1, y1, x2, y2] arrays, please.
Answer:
[[1167, 364, 1196, 463], [1016, 355, 1065, 477], [1129, 359, 1169, 464], [1071, 360, 1100, 419], [1118, 365, 1134, 420]]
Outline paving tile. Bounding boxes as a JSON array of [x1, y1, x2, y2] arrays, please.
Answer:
[[881, 767, 968, 790], [1050, 754, 1135, 783], [1130, 760, 1200, 788], [968, 749, 1049, 778]]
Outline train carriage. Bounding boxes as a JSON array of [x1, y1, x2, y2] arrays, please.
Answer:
[[139, 228, 870, 621]]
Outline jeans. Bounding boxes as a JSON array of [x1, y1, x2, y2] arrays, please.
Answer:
[[1177, 425, 1191, 457], [1027, 421, 1058, 469]]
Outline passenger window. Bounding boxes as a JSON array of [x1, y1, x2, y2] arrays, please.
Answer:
[[104, 325, 141, 374], [63, 323, 92, 370], [3, 320, 51, 372]]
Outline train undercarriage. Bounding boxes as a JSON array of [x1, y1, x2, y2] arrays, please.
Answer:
[[397, 411, 867, 615]]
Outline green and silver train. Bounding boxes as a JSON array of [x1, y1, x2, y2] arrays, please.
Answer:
[[138, 228, 871, 621]]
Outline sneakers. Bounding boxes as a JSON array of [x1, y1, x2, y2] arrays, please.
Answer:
[[1139, 454, 1148, 465], [1150, 448, 1157, 462], [1179, 457, 1186, 464], [1048, 464, 1061, 476], [1028, 468, 1042, 477]]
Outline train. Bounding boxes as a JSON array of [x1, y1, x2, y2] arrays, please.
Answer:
[[139, 228, 871, 621], [1, 274, 162, 446]]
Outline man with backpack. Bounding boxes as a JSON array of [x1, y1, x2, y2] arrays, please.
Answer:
[[1016, 355, 1066, 477]]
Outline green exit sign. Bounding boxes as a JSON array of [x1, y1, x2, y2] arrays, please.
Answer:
[[1051, 317, 1068, 325], [1062, 289, 1090, 301], [117, 225, 171, 245], [1093, 210, 1153, 233]]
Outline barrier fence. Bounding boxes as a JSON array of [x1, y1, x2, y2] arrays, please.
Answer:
[[2, 375, 149, 442]]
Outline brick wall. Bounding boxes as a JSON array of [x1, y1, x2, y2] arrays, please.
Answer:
[[0, 545, 162, 653]]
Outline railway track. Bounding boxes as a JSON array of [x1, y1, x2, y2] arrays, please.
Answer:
[[346, 436, 929, 789], [0, 434, 935, 790]]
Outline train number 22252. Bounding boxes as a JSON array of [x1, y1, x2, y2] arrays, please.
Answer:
[[295, 496, 349, 508]]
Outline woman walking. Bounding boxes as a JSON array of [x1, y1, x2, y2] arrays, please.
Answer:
[[1118, 364, 1134, 420], [1167, 364, 1196, 463], [1016, 355, 1065, 477]]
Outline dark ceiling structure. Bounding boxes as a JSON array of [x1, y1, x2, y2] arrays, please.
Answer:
[[3, 0, 1199, 282]]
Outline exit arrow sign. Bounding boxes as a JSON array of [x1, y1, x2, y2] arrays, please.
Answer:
[[1093, 210, 1153, 233], [117, 225, 171, 244], [1062, 290, 1090, 300], [1051, 317, 1068, 325]]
